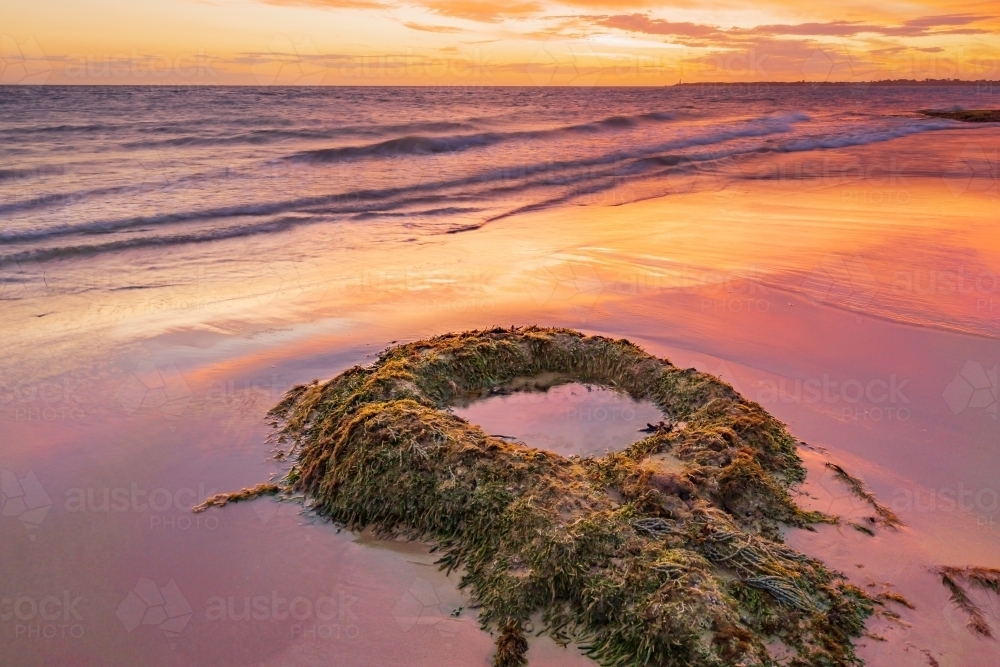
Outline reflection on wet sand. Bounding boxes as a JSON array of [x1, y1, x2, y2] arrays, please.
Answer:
[[2, 124, 999, 666], [452, 382, 664, 458]]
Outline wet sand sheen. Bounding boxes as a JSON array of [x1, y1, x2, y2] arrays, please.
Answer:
[[4, 296, 999, 666], [2, 123, 1000, 665], [5, 132, 998, 386]]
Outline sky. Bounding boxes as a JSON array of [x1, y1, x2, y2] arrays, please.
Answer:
[[1, 0, 999, 84]]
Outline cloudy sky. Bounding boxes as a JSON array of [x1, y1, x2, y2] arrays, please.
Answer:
[[2, 0, 998, 84]]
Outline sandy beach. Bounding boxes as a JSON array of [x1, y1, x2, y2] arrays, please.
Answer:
[[2, 84, 1000, 666]]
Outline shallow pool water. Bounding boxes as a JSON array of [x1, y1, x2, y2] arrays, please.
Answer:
[[451, 382, 664, 458]]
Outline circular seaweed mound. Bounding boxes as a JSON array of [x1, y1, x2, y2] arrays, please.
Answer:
[[262, 327, 875, 666]]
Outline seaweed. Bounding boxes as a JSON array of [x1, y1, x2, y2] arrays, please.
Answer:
[[200, 327, 876, 666], [919, 109, 1000, 122], [192, 483, 281, 513], [874, 591, 914, 610], [849, 523, 875, 536], [935, 566, 1000, 638], [824, 463, 902, 530], [495, 622, 530, 667]]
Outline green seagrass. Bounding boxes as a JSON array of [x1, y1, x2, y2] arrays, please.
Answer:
[[255, 327, 879, 666]]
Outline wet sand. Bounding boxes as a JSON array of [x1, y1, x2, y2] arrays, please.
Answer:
[[3, 125, 1000, 666]]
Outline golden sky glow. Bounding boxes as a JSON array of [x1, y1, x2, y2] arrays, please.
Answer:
[[1, 0, 998, 84]]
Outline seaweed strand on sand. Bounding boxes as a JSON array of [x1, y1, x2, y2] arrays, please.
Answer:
[[824, 463, 903, 530], [192, 483, 281, 513], [206, 327, 879, 666], [935, 566, 1000, 638]]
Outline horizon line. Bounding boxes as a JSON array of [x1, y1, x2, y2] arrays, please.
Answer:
[[2, 79, 999, 88]]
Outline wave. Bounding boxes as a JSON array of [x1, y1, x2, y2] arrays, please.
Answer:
[[0, 216, 314, 265], [0, 164, 71, 181], [777, 119, 957, 152], [474, 116, 965, 224], [4, 112, 971, 262], [0, 184, 137, 215], [0, 110, 722, 219], [116, 120, 485, 150], [296, 132, 506, 160], [114, 118, 498, 150], [287, 111, 679, 162], [0, 202, 494, 264], [0, 123, 116, 136], [0, 113, 799, 244], [0, 115, 497, 152], [350, 206, 484, 221]]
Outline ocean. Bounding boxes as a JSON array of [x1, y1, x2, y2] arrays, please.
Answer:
[[3, 86, 998, 341], [2, 85, 1000, 666], [1, 85, 993, 256]]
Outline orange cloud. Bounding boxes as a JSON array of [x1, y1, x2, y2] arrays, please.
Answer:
[[589, 12, 997, 47], [13, 0, 1000, 84], [260, 0, 391, 8], [595, 15, 725, 40], [750, 14, 994, 37], [556, 0, 673, 7], [423, 0, 543, 23], [404, 21, 464, 32]]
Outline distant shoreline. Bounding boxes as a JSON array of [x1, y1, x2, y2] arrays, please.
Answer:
[[673, 79, 1000, 87], [1, 80, 999, 89], [919, 109, 1000, 121]]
